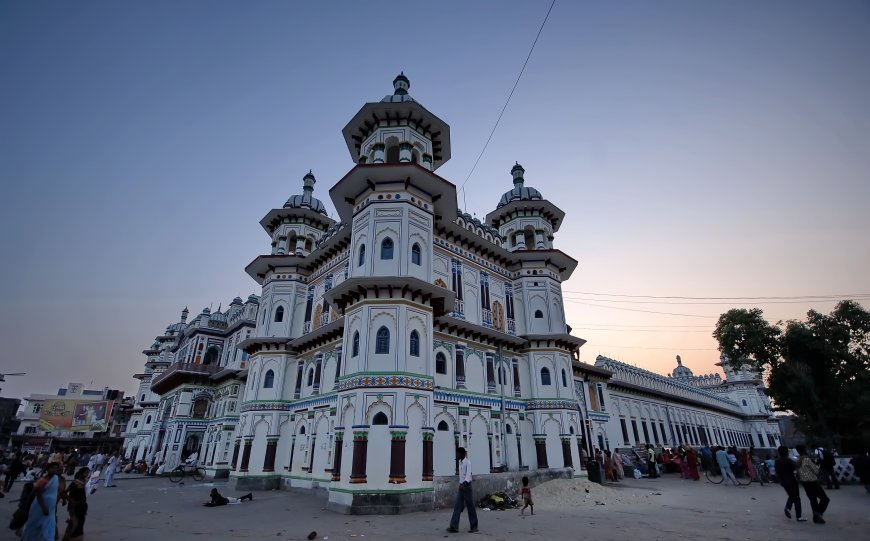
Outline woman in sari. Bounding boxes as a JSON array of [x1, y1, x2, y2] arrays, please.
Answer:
[[603, 450, 615, 482], [685, 446, 700, 480], [62, 467, 90, 541], [612, 448, 624, 480], [22, 462, 61, 541]]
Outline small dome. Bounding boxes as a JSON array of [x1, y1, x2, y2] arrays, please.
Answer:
[[230, 296, 243, 305], [284, 171, 328, 215], [671, 355, 694, 379], [457, 211, 502, 242], [496, 162, 544, 208], [246, 294, 260, 304], [498, 186, 543, 208]]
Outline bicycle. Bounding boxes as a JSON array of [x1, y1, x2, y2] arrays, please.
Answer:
[[705, 464, 724, 484], [169, 463, 205, 483], [706, 463, 749, 486]]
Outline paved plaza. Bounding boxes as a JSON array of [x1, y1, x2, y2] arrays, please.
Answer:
[[3, 474, 867, 541]]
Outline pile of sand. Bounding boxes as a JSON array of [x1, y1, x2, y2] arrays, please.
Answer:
[[531, 477, 656, 507]]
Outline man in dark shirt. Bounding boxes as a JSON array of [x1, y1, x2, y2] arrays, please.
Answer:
[[775, 446, 805, 521]]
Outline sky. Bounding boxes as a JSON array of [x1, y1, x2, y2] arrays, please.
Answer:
[[1, 1, 868, 400]]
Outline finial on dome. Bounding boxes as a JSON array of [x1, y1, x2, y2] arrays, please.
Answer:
[[181, 307, 189, 323], [303, 170, 316, 193], [393, 72, 410, 96], [676, 354, 682, 366], [511, 162, 525, 188]]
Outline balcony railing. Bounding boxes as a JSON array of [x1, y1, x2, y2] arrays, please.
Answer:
[[303, 321, 312, 334], [481, 309, 492, 328], [319, 313, 330, 327], [453, 299, 464, 318], [507, 318, 516, 335], [456, 375, 466, 389]]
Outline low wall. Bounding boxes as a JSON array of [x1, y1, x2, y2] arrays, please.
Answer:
[[433, 467, 575, 509]]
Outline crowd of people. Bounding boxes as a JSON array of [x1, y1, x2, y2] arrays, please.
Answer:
[[1, 448, 126, 540], [585, 441, 870, 526]]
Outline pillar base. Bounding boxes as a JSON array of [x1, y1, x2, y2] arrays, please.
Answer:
[[327, 488, 434, 515], [229, 474, 280, 491]]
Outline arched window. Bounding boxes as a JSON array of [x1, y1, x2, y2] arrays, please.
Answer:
[[534, 310, 544, 319], [373, 412, 389, 425], [358, 244, 366, 267], [145, 415, 152, 424], [437, 420, 449, 431], [435, 352, 447, 374], [505, 423, 512, 434], [411, 243, 421, 265], [133, 421, 139, 429], [409, 330, 420, 357], [541, 367, 552, 386], [264, 369, 274, 388], [274, 306, 284, 322], [380, 238, 394, 260], [352, 331, 360, 357], [386, 145, 400, 164], [742, 399, 748, 406], [192, 398, 208, 419], [203, 346, 219, 365], [375, 326, 390, 354], [307, 368, 314, 386], [561, 369, 567, 387], [140, 394, 145, 402]]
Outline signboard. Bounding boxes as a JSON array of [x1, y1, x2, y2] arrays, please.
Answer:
[[21, 437, 52, 453], [38, 399, 113, 432]]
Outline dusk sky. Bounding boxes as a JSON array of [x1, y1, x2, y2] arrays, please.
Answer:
[[1, 1, 868, 400]]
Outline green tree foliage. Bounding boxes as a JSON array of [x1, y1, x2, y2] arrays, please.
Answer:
[[713, 301, 870, 453]]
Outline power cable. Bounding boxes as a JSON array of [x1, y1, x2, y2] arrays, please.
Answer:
[[562, 290, 870, 301], [459, 0, 557, 210], [562, 295, 867, 306], [591, 345, 718, 351], [563, 299, 718, 318]]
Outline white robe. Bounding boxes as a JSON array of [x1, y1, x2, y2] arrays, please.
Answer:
[[104, 456, 117, 487]]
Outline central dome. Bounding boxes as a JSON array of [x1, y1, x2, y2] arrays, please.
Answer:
[[284, 171, 328, 216], [496, 163, 543, 208]]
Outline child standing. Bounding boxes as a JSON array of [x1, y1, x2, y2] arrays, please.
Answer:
[[520, 476, 533, 515]]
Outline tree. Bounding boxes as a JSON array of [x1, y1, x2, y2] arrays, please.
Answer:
[[713, 301, 870, 453]]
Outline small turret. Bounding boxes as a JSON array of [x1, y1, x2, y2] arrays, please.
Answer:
[[180, 307, 189, 323], [303, 170, 316, 193], [393, 72, 410, 96], [511, 162, 525, 188]]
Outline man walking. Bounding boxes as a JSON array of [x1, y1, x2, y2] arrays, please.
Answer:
[[715, 446, 740, 486], [447, 447, 479, 534], [104, 453, 118, 487], [646, 444, 658, 478], [820, 449, 840, 490]]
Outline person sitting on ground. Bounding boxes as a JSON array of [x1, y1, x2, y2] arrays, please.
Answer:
[[203, 488, 253, 507]]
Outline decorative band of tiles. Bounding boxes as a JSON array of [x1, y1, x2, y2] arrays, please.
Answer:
[[526, 399, 576, 410], [339, 374, 434, 391]]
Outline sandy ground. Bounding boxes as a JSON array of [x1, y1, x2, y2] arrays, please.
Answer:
[[1, 473, 866, 541]]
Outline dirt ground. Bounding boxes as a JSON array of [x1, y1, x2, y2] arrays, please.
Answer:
[[2, 473, 866, 540]]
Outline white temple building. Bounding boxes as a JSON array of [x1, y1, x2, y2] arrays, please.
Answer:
[[122, 74, 781, 513]]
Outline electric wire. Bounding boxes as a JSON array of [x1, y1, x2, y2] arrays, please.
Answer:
[[459, 0, 557, 210]]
